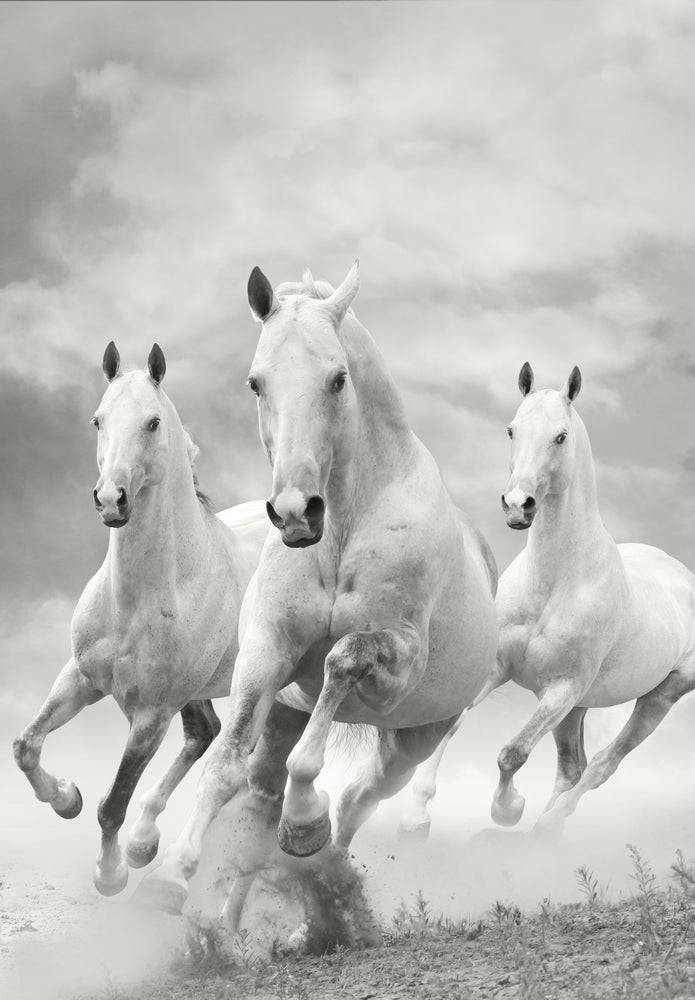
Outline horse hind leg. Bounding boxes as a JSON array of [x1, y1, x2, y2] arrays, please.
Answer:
[[541, 706, 588, 815], [537, 650, 695, 836], [397, 716, 462, 839], [95, 707, 172, 896], [126, 700, 221, 869], [13, 658, 103, 819], [335, 716, 460, 851], [279, 625, 424, 858]]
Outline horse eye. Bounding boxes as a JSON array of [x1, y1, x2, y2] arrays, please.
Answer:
[[331, 372, 347, 393], [148, 417, 160, 432], [555, 432, 567, 444], [247, 377, 260, 396], [506, 427, 513, 439]]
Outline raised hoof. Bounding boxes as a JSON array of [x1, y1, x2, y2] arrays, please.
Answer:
[[94, 862, 128, 897], [278, 811, 331, 858], [397, 818, 431, 841], [491, 793, 526, 828], [133, 872, 188, 915], [126, 838, 159, 869], [52, 783, 83, 820]]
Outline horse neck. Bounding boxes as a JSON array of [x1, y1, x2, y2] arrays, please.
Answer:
[[525, 413, 609, 594], [328, 314, 415, 518], [106, 413, 210, 606]]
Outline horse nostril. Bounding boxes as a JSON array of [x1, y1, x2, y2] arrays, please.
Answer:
[[522, 497, 536, 512], [304, 495, 325, 523], [265, 500, 284, 530], [501, 494, 510, 513], [93, 489, 102, 511], [116, 488, 128, 509]]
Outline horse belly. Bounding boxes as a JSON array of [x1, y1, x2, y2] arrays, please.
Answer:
[[581, 614, 689, 707]]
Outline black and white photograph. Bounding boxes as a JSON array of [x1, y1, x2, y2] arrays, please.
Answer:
[[2, 2, 695, 998]]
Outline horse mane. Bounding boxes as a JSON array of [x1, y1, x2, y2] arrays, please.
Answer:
[[183, 427, 212, 512], [275, 270, 355, 318]]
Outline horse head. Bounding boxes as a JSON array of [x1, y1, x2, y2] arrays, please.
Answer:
[[246, 262, 360, 547], [92, 342, 170, 527], [501, 362, 582, 530]]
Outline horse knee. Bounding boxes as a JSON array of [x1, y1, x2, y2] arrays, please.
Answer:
[[13, 732, 39, 773], [498, 743, 527, 776], [98, 796, 125, 834], [326, 633, 374, 683]]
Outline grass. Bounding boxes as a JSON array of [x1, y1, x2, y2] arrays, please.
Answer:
[[83, 847, 695, 1000]]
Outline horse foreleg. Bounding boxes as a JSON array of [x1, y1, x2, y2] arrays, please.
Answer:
[[218, 702, 310, 934], [492, 680, 581, 827], [541, 706, 588, 815], [335, 716, 459, 850], [397, 716, 462, 839], [537, 651, 695, 835], [94, 707, 172, 896], [13, 658, 103, 818], [127, 700, 221, 869], [280, 625, 424, 858], [137, 631, 294, 913]]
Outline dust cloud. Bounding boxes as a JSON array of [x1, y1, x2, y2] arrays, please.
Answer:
[[3, 679, 695, 998]]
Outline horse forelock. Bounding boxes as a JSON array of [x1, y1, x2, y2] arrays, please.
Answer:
[[274, 272, 355, 319]]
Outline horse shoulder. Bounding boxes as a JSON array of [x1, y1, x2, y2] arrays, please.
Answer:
[[70, 567, 114, 690]]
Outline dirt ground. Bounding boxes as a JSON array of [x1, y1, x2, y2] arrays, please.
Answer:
[[4, 836, 695, 1000]]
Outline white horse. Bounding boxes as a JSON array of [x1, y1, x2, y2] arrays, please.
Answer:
[[14, 343, 268, 895], [141, 263, 498, 911], [480, 362, 695, 833]]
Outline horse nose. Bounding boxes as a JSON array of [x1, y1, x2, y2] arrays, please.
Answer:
[[304, 494, 325, 526], [522, 496, 536, 514], [266, 499, 284, 530], [94, 486, 128, 511], [502, 489, 536, 530], [266, 492, 325, 546]]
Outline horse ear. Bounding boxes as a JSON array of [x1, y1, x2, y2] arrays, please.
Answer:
[[322, 260, 360, 327], [102, 341, 121, 382], [561, 365, 582, 404], [518, 361, 534, 396], [248, 266, 280, 322], [148, 343, 166, 385]]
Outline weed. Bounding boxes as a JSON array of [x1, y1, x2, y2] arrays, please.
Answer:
[[671, 849, 695, 895], [627, 843, 663, 954], [491, 899, 522, 958], [575, 864, 601, 908]]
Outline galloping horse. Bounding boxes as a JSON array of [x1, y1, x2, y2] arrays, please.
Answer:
[[483, 362, 695, 833], [143, 263, 498, 910], [14, 344, 267, 895]]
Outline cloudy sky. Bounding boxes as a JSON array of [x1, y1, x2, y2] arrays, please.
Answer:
[[3, 0, 695, 941]]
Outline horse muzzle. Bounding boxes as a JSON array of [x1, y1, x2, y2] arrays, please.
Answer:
[[93, 483, 131, 528], [501, 491, 536, 531], [266, 494, 325, 548]]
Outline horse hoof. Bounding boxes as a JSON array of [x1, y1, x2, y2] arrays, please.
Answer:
[[52, 783, 83, 820], [278, 811, 331, 858], [133, 872, 188, 914], [491, 793, 526, 828], [94, 862, 128, 897], [397, 818, 431, 841], [126, 838, 159, 869]]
